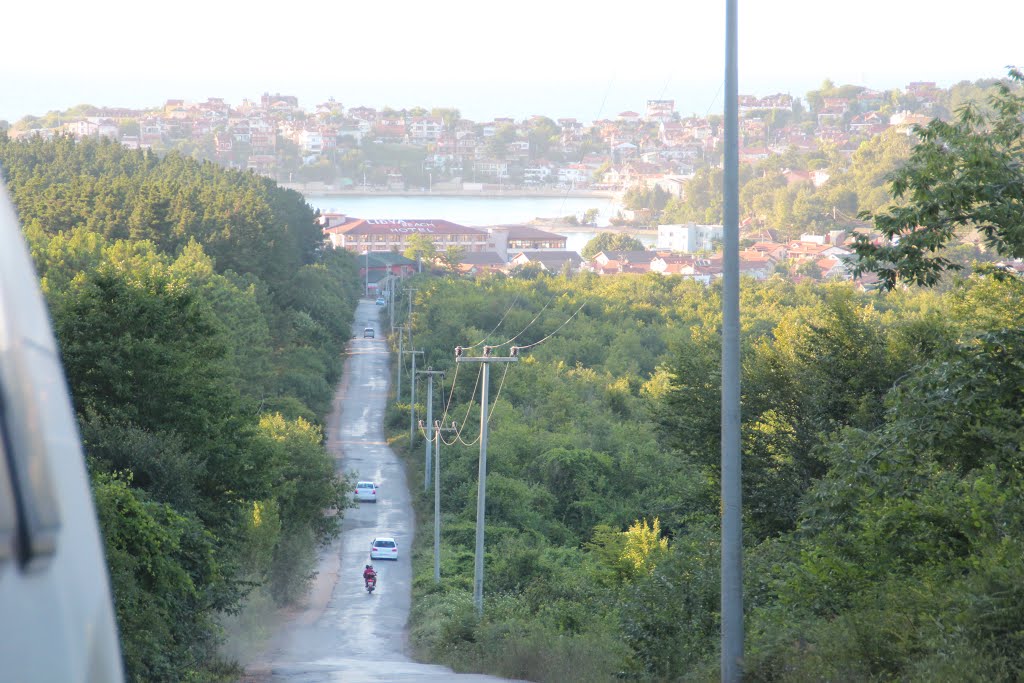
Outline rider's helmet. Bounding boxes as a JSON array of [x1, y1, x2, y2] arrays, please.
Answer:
[[365, 564, 372, 569]]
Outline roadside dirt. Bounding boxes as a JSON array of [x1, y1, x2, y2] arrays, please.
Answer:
[[236, 361, 352, 682]]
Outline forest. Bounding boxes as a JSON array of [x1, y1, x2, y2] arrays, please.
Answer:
[[388, 77, 1024, 682], [0, 134, 362, 681], [391, 262, 1024, 682], [3, 72, 1023, 682]]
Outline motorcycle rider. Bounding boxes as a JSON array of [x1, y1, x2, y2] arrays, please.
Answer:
[[363, 564, 377, 589]]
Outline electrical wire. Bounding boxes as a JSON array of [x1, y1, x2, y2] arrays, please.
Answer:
[[462, 292, 521, 350], [514, 301, 587, 352], [704, 81, 725, 118], [558, 71, 617, 218], [492, 296, 554, 348], [487, 362, 512, 421], [448, 361, 513, 447], [437, 360, 460, 428], [452, 365, 483, 446]]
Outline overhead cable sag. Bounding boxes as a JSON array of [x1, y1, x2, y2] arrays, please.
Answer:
[[462, 292, 521, 351], [492, 296, 554, 349], [513, 301, 587, 352], [438, 361, 460, 427], [452, 365, 483, 446]]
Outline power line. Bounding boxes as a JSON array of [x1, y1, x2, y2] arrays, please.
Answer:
[[492, 296, 554, 348], [512, 301, 587, 353], [558, 71, 617, 218], [452, 365, 483, 447], [487, 362, 513, 418], [463, 292, 521, 351], [438, 361, 460, 427]]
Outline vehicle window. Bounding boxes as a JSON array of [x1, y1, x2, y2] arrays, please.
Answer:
[[0, 403, 19, 564], [0, 351, 61, 568]]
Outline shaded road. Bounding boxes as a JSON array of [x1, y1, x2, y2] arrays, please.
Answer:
[[242, 300, 518, 682]]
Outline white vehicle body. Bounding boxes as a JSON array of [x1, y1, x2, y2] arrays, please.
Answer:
[[0, 187, 125, 682], [354, 481, 378, 502]]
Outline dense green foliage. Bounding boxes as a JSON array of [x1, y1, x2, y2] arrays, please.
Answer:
[[580, 231, 648, 259], [393, 265, 1024, 681], [0, 134, 360, 681], [657, 129, 913, 237], [853, 69, 1024, 289]]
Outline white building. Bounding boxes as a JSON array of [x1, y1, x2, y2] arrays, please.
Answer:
[[298, 129, 323, 155], [657, 223, 725, 253]]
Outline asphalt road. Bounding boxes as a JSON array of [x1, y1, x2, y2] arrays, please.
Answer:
[[242, 300, 518, 683]]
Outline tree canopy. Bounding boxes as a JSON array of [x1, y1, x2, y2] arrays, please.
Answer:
[[853, 69, 1024, 289], [580, 231, 647, 259], [1, 134, 359, 682]]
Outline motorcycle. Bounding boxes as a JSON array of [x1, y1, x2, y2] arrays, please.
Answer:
[[365, 575, 377, 594]]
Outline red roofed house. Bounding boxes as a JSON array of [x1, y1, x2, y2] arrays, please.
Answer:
[[487, 225, 567, 261], [322, 218, 490, 254]]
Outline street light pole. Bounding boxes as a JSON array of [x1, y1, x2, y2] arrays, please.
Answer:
[[721, 0, 743, 680], [456, 346, 519, 616]]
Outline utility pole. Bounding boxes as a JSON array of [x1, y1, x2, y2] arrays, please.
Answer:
[[406, 350, 423, 446], [422, 419, 457, 583], [455, 345, 519, 616], [389, 278, 397, 331], [364, 250, 370, 298], [722, 0, 743, 680], [406, 288, 418, 332], [396, 326, 404, 401], [417, 370, 446, 491]]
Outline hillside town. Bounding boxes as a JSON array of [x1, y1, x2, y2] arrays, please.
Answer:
[[8, 80, 1002, 288], [321, 214, 879, 288], [5, 84, 944, 195]]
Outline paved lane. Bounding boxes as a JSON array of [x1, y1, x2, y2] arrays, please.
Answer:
[[246, 300, 518, 683]]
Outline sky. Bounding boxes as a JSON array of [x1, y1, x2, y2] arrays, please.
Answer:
[[1, 0, 1020, 124]]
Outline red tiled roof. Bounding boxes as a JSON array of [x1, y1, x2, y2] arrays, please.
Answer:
[[492, 224, 567, 240], [324, 218, 487, 236]]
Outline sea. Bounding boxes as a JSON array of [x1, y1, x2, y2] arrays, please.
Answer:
[[304, 194, 656, 252]]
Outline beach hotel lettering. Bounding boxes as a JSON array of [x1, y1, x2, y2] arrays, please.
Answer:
[[321, 215, 491, 253]]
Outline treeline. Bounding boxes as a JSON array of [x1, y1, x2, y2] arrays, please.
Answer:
[[0, 134, 361, 681], [619, 128, 913, 238], [392, 267, 1024, 681]]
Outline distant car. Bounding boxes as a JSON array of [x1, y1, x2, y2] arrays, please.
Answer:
[[370, 537, 398, 560], [375, 297, 386, 306], [363, 327, 374, 338], [354, 481, 378, 503]]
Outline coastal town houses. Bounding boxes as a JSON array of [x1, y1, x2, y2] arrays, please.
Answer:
[[509, 251, 583, 273], [451, 252, 507, 275], [322, 217, 490, 254], [487, 225, 568, 261], [657, 223, 725, 253], [587, 250, 660, 275]]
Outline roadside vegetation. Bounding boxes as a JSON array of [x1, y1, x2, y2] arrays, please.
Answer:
[[391, 266, 1024, 682], [0, 134, 361, 682], [391, 74, 1024, 681]]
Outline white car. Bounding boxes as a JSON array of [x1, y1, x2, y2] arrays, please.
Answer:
[[354, 481, 378, 503], [370, 537, 399, 560]]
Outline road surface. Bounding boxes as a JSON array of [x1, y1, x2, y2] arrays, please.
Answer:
[[242, 300, 517, 682]]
